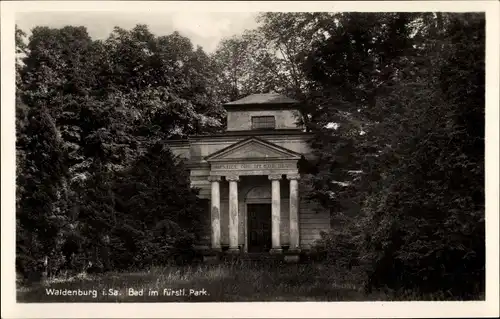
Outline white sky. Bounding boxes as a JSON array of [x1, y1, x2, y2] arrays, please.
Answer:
[[16, 11, 259, 53]]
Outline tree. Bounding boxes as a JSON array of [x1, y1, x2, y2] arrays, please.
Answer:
[[100, 26, 224, 143], [302, 12, 485, 298], [109, 142, 205, 268], [302, 12, 417, 222], [16, 105, 69, 279], [212, 13, 343, 131], [16, 25, 29, 211], [19, 26, 100, 201], [16, 23, 225, 277]]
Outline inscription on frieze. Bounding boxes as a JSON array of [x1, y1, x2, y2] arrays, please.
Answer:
[[212, 162, 296, 170]]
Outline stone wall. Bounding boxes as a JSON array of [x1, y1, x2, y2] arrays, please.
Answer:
[[226, 109, 303, 131]]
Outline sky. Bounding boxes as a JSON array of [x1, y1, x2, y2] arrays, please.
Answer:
[[16, 11, 259, 53]]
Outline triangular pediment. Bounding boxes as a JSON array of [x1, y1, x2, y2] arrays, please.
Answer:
[[205, 137, 302, 162]]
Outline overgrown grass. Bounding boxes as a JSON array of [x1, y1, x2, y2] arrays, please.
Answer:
[[17, 261, 469, 302], [18, 261, 370, 302]]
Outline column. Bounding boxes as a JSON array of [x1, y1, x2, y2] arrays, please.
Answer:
[[269, 174, 282, 253], [208, 176, 221, 251], [226, 175, 240, 253], [287, 173, 301, 252]]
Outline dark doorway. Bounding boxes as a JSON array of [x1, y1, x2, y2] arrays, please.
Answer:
[[247, 203, 272, 253]]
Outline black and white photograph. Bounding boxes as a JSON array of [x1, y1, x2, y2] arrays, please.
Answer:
[[1, 0, 499, 318]]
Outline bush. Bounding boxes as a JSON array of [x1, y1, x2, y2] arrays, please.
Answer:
[[313, 229, 361, 269]]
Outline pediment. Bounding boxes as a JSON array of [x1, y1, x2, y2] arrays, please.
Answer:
[[205, 137, 302, 162]]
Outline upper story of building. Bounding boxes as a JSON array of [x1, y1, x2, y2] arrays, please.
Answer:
[[167, 93, 314, 166], [224, 93, 305, 132]]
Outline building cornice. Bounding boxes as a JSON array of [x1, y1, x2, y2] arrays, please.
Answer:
[[223, 104, 300, 111], [189, 130, 314, 140], [166, 132, 315, 148]]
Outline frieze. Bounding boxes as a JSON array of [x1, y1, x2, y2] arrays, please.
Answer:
[[211, 162, 296, 171]]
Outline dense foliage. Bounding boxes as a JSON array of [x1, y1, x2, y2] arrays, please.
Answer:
[[213, 12, 485, 298], [302, 13, 485, 298], [16, 25, 222, 280], [16, 13, 485, 299]]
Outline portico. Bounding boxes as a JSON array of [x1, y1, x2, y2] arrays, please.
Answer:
[[205, 137, 302, 254]]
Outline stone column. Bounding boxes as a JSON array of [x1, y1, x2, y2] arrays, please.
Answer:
[[269, 174, 282, 253], [287, 173, 301, 252], [208, 176, 221, 251], [226, 175, 240, 253]]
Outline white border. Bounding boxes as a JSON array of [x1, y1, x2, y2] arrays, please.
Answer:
[[2, 1, 499, 318]]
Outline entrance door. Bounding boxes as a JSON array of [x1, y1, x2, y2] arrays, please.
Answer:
[[247, 204, 272, 253]]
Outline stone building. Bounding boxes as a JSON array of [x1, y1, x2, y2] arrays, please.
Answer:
[[167, 93, 330, 259]]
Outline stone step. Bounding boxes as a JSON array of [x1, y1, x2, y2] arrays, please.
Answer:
[[205, 253, 300, 263], [228, 254, 282, 260]]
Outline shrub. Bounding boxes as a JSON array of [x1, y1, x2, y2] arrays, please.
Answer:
[[313, 229, 361, 269]]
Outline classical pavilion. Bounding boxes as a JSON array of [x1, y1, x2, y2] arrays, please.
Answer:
[[167, 93, 330, 260]]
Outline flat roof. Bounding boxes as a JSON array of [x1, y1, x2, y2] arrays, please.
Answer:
[[224, 93, 299, 106]]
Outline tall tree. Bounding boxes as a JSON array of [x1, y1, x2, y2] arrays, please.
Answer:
[[16, 25, 28, 209], [303, 12, 485, 298], [101, 26, 224, 143], [302, 12, 417, 220], [212, 13, 335, 127], [108, 142, 205, 269], [16, 24, 225, 276], [16, 105, 69, 279]]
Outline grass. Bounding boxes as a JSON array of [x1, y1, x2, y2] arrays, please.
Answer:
[[17, 261, 376, 302], [18, 261, 477, 302]]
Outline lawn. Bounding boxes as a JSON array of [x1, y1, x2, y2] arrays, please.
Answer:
[[17, 261, 377, 302]]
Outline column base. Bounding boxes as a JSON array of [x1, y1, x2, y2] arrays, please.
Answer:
[[284, 247, 300, 263], [227, 247, 240, 254], [269, 248, 283, 254], [286, 248, 301, 254]]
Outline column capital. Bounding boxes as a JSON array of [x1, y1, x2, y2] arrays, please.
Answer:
[[208, 175, 221, 182], [226, 175, 239, 182], [286, 173, 301, 181], [268, 174, 282, 181]]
